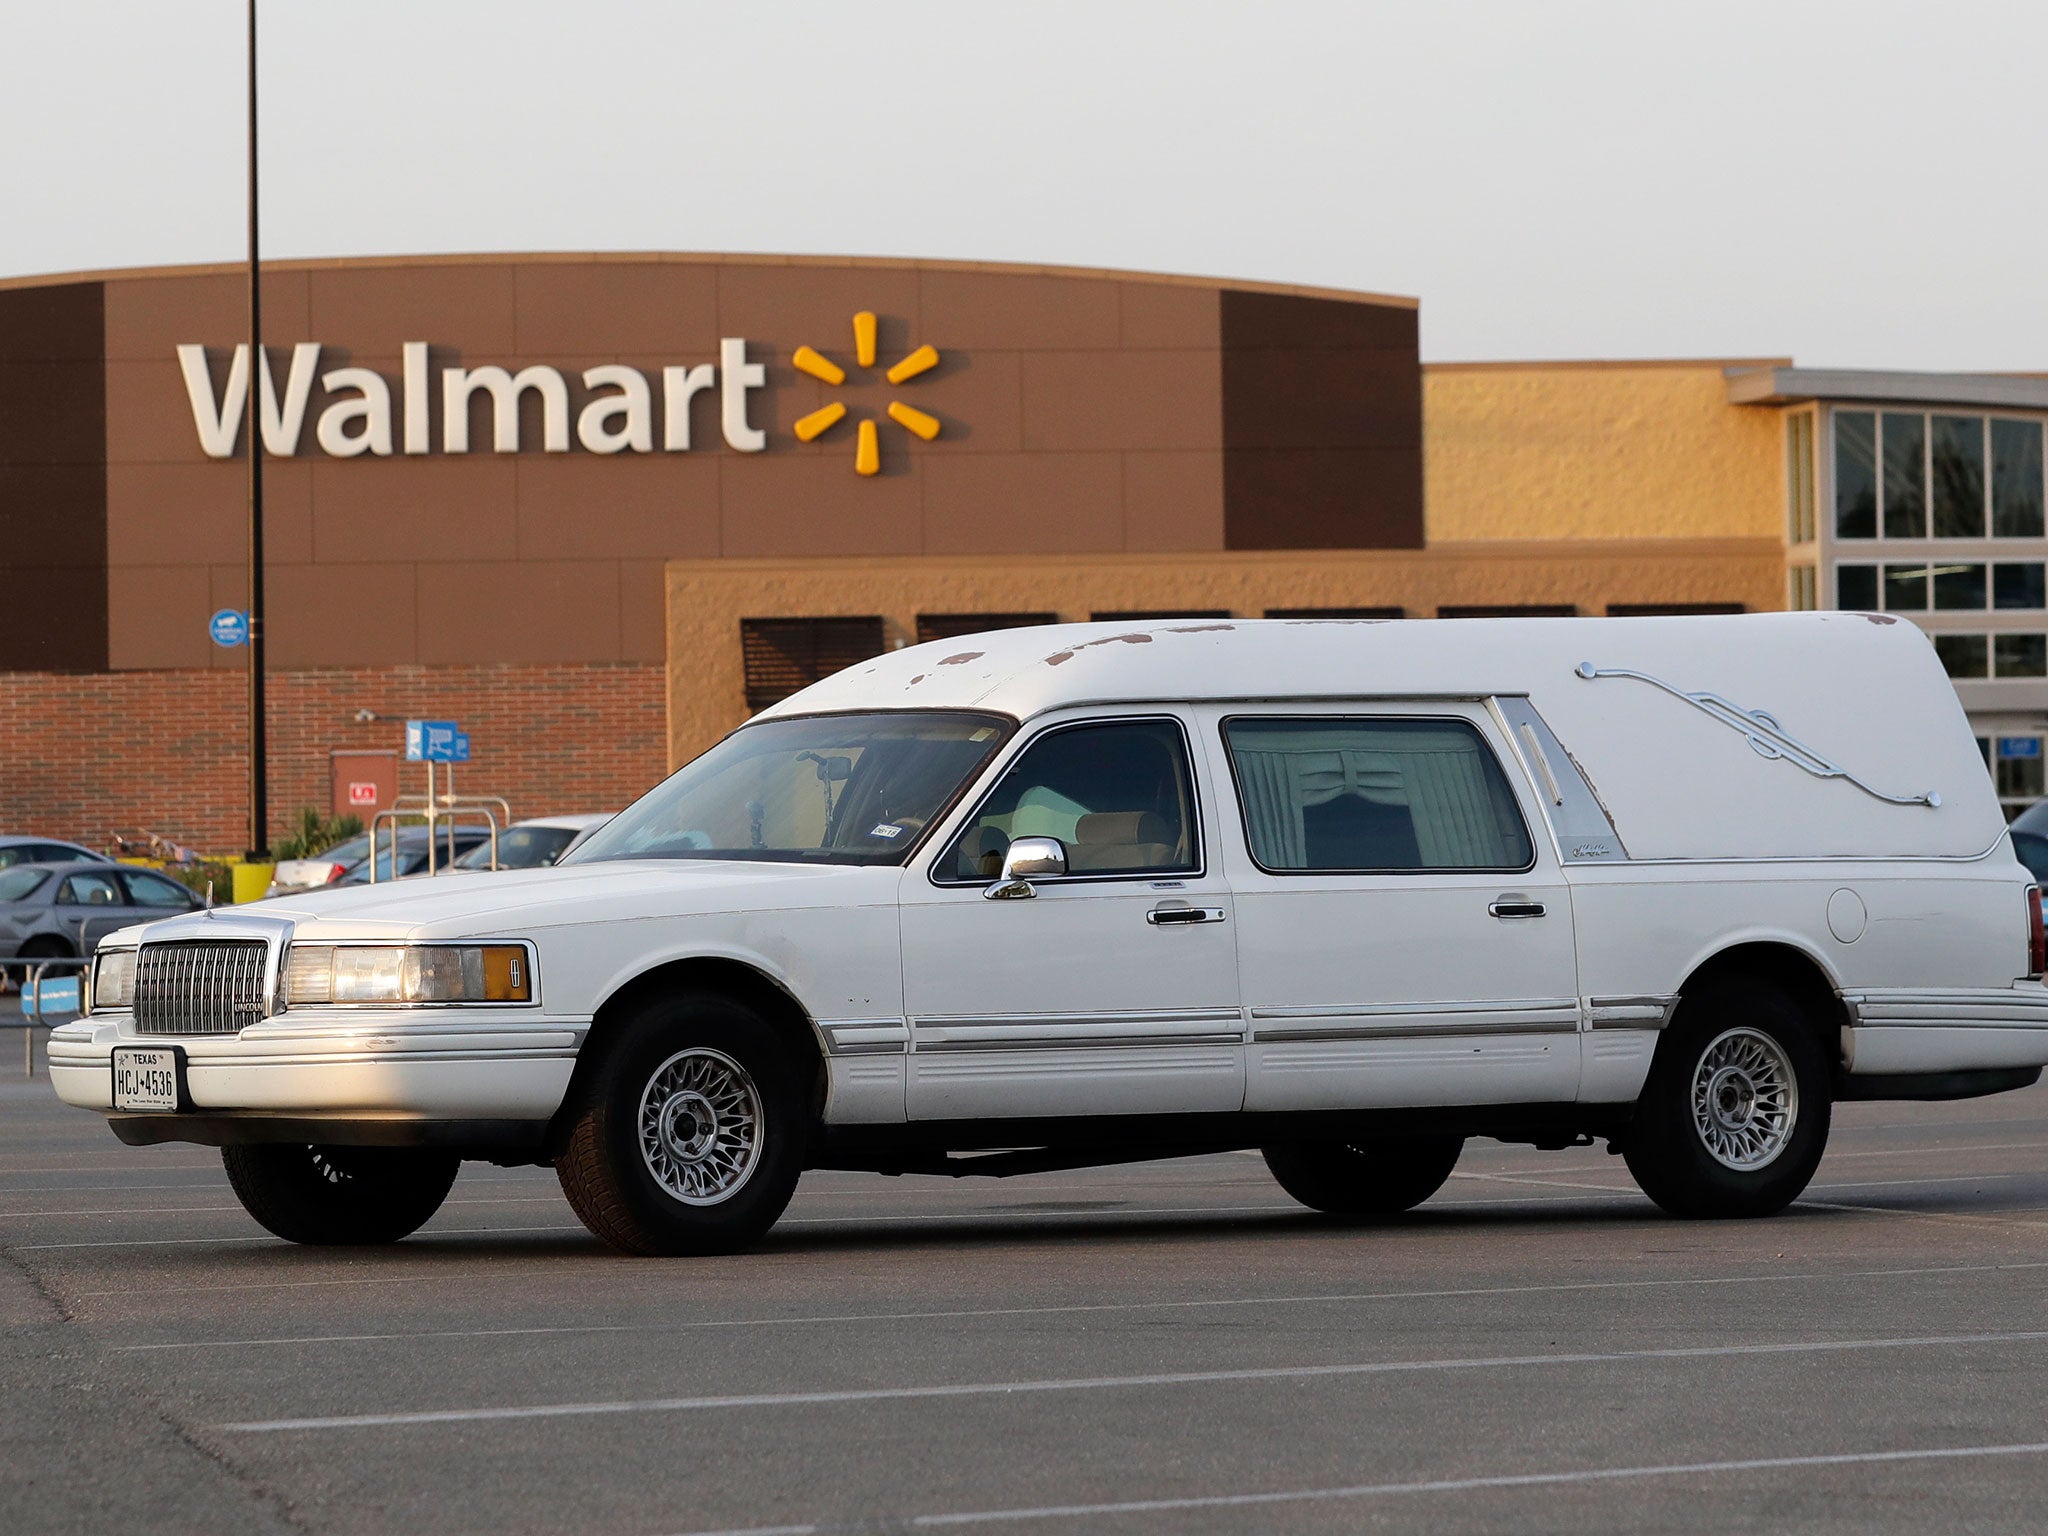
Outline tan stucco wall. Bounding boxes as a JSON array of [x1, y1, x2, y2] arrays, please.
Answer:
[[665, 544, 1782, 765], [1424, 360, 1790, 542]]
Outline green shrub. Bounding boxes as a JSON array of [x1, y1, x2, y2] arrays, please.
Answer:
[[273, 809, 366, 862]]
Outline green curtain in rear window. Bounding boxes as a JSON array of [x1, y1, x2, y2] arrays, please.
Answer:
[[1227, 720, 1530, 870]]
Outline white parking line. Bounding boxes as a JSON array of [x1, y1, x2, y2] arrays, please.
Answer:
[[669, 1440, 2048, 1535], [215, 1328, 2048, 1434], [109, 1258, 2048, 1354], [0, 1195, 567, 1220]]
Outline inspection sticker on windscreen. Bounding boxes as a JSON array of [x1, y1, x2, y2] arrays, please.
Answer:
[[869, 823, 905, 840], [111, 1047, 180, 1113]]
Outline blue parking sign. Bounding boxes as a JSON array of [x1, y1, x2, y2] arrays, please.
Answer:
[[405, 720, 465, 762]]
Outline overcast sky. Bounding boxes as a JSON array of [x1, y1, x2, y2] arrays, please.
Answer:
[[6, 1, 2043, 369]]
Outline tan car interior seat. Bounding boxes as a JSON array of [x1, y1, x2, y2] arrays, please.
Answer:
[[1066, 811, 1177, 873]]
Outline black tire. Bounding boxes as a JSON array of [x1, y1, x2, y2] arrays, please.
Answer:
[[1262, 1134, 1465, 1216], [221, 1144, 459, 1244], [1622, 975, 1832, 1219], [7, 935, 70, 986], [554, 992, 807, 1256]]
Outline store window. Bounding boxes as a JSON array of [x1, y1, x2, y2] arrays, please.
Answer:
[[1790, 566, 1819, 611], [1995, 564, 2048, 609], [1090, 609, 1231, 621], [1995, 634, 2048, 677], [915, 613, 1056, 644], [1436, 605, 1576, 618], [1932, 416, 1987, 537], [1837, 562, 2044, 612], [1264, 607, 1405, 619], [1883, 412, 1927, 538], [1934, 635, 1988, 678], [739, 617, 886, 711], [1836, 410, 2048, 541], [1836, 411, 1878, 539], [1993, 420, 2046, 537], [1786, 413, 1817, 544], [1930, 632, 2048, 680], [1883, 565, 1928, 610], [1605, 603, 1745, 616]]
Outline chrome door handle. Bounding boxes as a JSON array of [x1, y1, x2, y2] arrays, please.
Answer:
[[1488, 899, 1546, 919], [1148, 906, 1226, 926]]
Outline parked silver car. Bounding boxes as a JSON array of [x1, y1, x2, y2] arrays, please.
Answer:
[[0, 861, 200, 977], [0, 836, 112, 870]]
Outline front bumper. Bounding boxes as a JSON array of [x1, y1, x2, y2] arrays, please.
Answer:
[[47, 1010, 586, 1132]]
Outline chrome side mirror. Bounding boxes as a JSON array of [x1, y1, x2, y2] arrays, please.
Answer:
[[983, 836, 1067, 900]]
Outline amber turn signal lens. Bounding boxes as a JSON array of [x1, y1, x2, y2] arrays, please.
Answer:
[[481, 945, 532, 1002]]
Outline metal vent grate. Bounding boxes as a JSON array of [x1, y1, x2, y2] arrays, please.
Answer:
[[133, 941, 270, 1036], [740, 617, 886, 711], [913, 613, 1058, 645]]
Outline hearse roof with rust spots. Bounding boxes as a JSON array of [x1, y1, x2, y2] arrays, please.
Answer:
[[759, 615, 2006, 864]]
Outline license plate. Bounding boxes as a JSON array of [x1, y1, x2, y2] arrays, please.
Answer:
[[111, 1047, 182, 1113]]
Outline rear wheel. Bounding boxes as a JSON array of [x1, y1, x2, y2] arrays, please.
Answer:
[[1622, 976, 1831, 1219], [554, 992, 807, 1256], [221, 1144, 459, 1244], [1262, 1134, 1465, 1216]]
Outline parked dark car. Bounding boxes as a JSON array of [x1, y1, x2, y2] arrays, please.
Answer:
[[0, 836, 112, 870], [0, 861, 201, 976], [2009, 799, 2048, 885]]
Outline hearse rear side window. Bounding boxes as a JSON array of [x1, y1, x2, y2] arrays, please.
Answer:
[[1222, 716, 1534, 874]]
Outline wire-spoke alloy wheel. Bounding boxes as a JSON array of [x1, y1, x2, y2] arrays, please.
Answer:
[[1690, 1026, 1799, 1171], [1623, 975, 1830, 1220], [555, 991, 808, 1256], [637, 1048, 763, 1205]]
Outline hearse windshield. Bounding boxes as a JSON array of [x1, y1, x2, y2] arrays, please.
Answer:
[[566, 711, 1012, 866]]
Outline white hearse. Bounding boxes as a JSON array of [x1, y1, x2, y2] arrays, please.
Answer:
[[48, 615, 2048, 1254]]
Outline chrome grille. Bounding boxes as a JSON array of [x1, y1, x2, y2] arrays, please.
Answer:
[[133, 941, 271, 1036]]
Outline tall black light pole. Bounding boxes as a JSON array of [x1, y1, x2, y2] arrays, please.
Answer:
[[245, 0, 269, 860]]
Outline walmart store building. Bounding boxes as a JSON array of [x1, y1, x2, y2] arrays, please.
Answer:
[[4, 251, 2047, 850]]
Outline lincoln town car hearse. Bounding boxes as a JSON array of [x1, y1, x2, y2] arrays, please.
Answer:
[[48, 615, 2048, 1254]]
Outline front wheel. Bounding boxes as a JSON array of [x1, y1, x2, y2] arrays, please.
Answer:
[[221, 1144, 459, 1244], [1622, 976, 1831, 1219], [1262, 1134, 1465, 1216], [554, 993, 807, 1256]]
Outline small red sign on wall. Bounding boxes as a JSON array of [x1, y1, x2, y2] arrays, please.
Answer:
[[348, 781, 379, 806]]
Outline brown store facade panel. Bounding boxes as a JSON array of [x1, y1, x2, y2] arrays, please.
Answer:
[[0, 281, 107, 670], [8, 253, 1429, 677]]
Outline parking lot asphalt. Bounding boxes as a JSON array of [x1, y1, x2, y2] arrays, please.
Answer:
[[5, 1074, 2048, 1536]]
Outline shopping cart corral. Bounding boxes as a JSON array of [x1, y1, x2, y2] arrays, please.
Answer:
[[10, 956, 86, 1077]]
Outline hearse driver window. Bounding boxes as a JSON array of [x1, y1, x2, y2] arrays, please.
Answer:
[[1223, 717, 1533, 873], [943, 720, 1198, 881]]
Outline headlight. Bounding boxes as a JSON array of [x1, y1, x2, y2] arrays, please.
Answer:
[[90, 948, 137, 1012], [283, 944, 533, 1006]]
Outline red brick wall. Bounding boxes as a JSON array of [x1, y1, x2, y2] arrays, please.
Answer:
[[0, 663, 665, 854]]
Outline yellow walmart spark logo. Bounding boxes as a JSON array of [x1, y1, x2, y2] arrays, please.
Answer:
[[790, 311, 940, 475]]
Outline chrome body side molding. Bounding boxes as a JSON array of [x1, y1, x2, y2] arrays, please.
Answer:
[[1249, 998, 1580, 1043], [911, 1009, 1245, 1053], [1585, 994, 1677, 1031], [818, 1019, 912, 1057], [1839, 987, 2048, 1029]]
